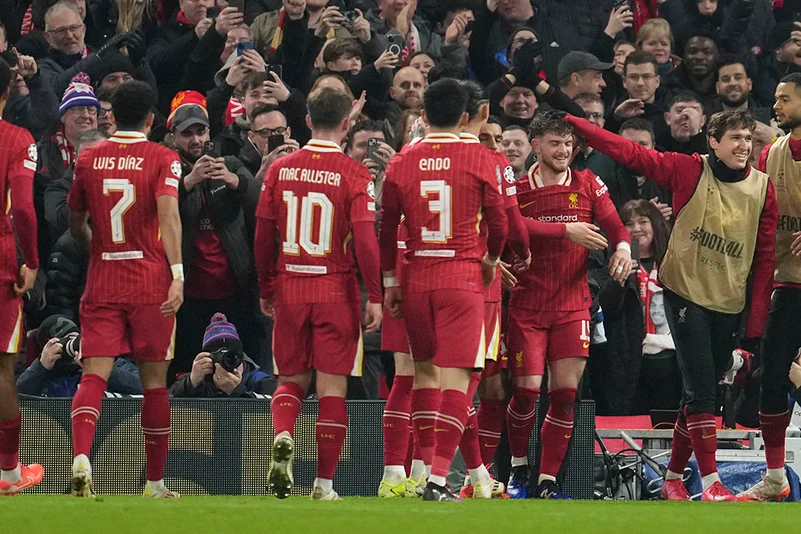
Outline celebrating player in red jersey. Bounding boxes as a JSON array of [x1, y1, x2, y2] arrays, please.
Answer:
[[67, 82, 184, 499], [505, 112, 631, 500], [255, 87, 382, 501], [380, 79, 508, 502], [0, 58, 44, 496]]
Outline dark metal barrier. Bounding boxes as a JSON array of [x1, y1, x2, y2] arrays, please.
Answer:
[[18, 398, 594, 498]]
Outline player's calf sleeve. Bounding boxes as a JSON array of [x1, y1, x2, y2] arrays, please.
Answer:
[[539, 388, 577, 479], [478, 398, 508, 466], [430, 389, 469, 482], [667, 413, 693, 476], [760, 410, 791, 471], [270, 382, 305, 437], [316, 396, 348, 481], [71, 373, 107, 458], [686, 413, 718, 477], [459, 406, 482, 470], [411, 388, 441, 467], [0, 413, 21, 471], [383, 375, 414, 468], [506, 387, 539, 460], [142, 388, 170, 482]]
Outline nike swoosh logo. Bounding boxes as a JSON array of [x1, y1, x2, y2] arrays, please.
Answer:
[[702, 434, 716, 440], [520, 201, 535, 210], [564, 434, 572, 439], [434, 428, 447, 432], [582, 342, 590, 349], [419, 425, 434, 431]]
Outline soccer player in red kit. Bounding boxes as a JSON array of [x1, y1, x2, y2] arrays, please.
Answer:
[[380, 79, 508, 502], [67, 82, 185, 498], [0, 57, 44, 496], [505, 112, 631, 500], [255, 87, 382, 501]]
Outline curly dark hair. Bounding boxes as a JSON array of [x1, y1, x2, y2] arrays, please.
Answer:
[[527, 110, 573, 140]]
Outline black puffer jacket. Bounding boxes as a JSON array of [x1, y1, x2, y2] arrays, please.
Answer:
[[44, 232, 88, 325], [178, 155, 260, 294]]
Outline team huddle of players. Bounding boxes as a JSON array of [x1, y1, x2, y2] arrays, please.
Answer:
[[2, 54, 801, 503]]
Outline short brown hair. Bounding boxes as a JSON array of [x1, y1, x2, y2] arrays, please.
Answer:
[[323, 38, 363, 66], [307, 87, 352, 130], [243, 72, 269, 93], [707, 109, 756, 142]]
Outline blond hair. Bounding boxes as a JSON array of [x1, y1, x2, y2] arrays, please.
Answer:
[[636, 18, 674, 50]]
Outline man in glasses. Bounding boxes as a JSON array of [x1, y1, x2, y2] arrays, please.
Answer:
[[166, 90, 262, 383], [606, 51, 668, 134], [242, 104, 299, 178]]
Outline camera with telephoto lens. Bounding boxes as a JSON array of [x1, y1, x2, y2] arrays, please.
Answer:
[[209, 346, 244, 373], [59, 335, 81, 361]]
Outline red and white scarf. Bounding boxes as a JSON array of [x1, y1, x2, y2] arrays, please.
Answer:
[[637, 262, 675, 354], [51, 127, 75, 168]]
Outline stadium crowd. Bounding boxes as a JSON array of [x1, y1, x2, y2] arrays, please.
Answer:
[[2, 0, 801, 503]]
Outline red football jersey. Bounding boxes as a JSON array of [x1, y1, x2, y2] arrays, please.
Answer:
[[512, 164, 618, 311], [382, 133, 506, 293], [256, 139, 376, 304], [67, 131, 181, 304], [0, 120, 37, 281], [460, 134, 519, 303]]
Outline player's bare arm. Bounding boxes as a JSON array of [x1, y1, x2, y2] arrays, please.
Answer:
[[157, 195, 184, 316]]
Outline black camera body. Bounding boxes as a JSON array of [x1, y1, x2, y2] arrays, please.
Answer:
[[55, 334, 81, 367], [209, 346, 244, 373]]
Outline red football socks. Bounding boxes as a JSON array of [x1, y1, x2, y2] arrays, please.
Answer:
[[458, 374, 482, 470], [539, 388, 576, 478], [383, 375, 414, 467], [506, 387, 540, 459], [430, 389, 469, 479], [0, 414, 21, 470], [316, 396, 348, 480], [668, 413, 693, 475], [270, 381, 305, 437], [760, 411, 791, 470], [142, 388, 170, 482], [478, 398, 508, 465], [412, 388, 441, 467], [686, 413, 718, 477], [71, 373, 107, 458]]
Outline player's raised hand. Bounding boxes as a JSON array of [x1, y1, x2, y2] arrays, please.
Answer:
[[160, 279, 184, 316], [609, 247, 633, 285], [385, 287, 403, 318], [14, 264, 37, 297], [565, 222, 608, 250], [260, 296, 275, 317], [364, 301, 383, 333]]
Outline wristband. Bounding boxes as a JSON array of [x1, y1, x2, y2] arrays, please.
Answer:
[[383, 276, 399, 288], [616, 242, 631, 254], [171, 264, 185, 281], [483, 253, 501, 267]]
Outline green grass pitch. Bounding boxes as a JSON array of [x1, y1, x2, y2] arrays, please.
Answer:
[[1, 496, 796, 533]]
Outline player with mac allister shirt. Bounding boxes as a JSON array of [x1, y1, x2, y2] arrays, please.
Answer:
[[506, 111, 631, 500], [0, 57, 44, 497], [255, 87, 382, 501], [67, 82, 185, 499], [380, 79, 508, 502]]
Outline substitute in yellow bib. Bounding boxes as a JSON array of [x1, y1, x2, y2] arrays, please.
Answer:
[[740, 72, 801, 502], [566, 109, 778, 503]]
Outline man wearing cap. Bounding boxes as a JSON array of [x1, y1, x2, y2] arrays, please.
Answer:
[[34, 73, 99, 260], [169, 313, 276, 397], [166, 91, 264, 381], [558, 51, 613, 100], [87, 49, 158, 97]]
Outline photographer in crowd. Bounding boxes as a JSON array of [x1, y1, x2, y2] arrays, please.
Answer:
[[169, 314, 276, 397], [16, 315, 141, 397]]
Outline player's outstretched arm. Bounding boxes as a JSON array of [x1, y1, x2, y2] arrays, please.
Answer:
[[157, 195, 184, 316], [565, 114, 702, 192]]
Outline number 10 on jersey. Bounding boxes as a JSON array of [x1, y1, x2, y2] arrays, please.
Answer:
[[282, 191, 334, 257]]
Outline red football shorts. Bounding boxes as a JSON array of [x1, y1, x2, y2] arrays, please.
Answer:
[[0, 283, 23, 354], [272, 301, 363, 377], [506, 307, 590, 377], [381, 312, 410, 354], [80, 302, 176, 361], [403, 289, 485, 369]]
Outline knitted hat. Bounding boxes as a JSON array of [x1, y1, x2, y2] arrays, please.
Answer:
[[59, 72, 100, 117], [166, 90, 210, 131], [36, 314, 79, 348], [202, 313, 242, 352], [90, 50, 135, 88]]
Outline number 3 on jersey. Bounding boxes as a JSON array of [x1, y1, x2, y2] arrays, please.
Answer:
[[282, 191, 334, 256], [420, 180, 452, 243], [103, 178, 136, 244]]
